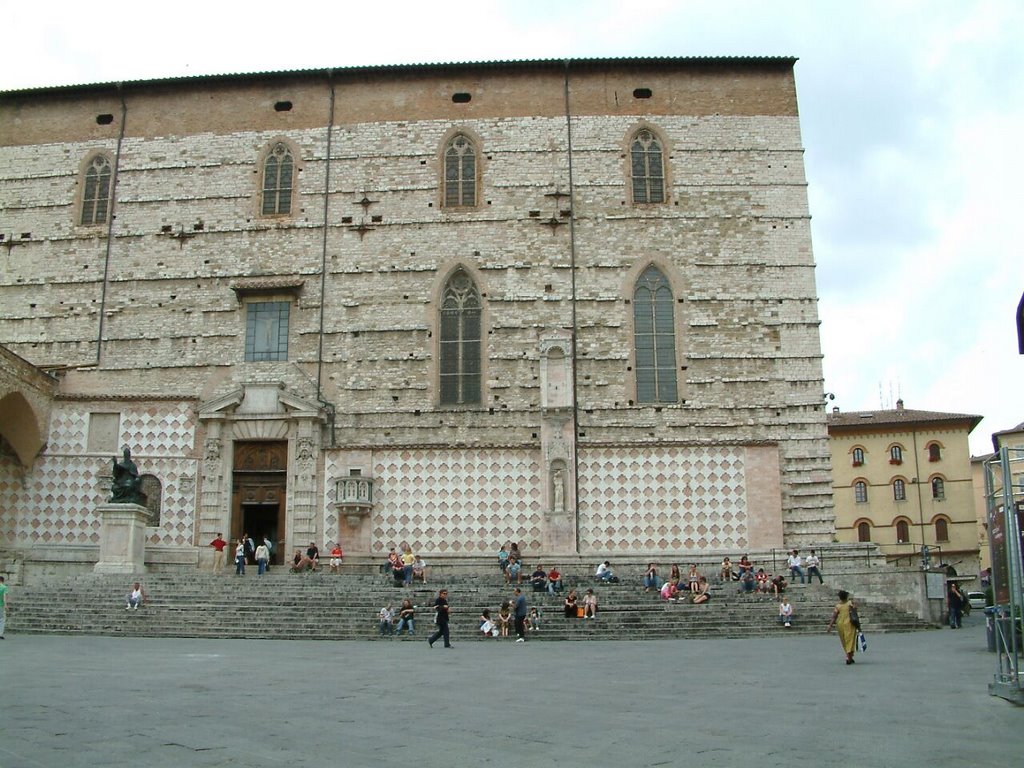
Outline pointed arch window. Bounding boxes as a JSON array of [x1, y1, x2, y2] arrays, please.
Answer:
[[262, 143, 295, 216], [80, 154, 113, 226], [630, 129, 665, 204], [439, 269, 481, 405], [633, 265, 677, 403], [444, 134, 477, 207]]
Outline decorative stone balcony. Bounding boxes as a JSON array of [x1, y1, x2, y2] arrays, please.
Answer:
[[334, 476, 374, 525]]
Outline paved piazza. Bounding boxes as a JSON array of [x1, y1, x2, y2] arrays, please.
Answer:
[[1, 617, 1020, 767]]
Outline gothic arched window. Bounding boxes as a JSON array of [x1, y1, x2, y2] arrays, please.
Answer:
[[444, 134, 477, 207], [633, 265, 677, 403], [80, 154, 113, 226], [439, 269, 482, 405], [630, 129, 665, 204], [262, 143, 295, 216]]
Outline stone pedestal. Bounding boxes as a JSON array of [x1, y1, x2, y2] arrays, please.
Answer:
[[93, 503, 150, 574]]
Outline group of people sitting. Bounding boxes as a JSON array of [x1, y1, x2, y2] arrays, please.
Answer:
[[290, 542, 345, 574], [723, 555, 793, 597], [478, 601, 542, 638], [643, 563, 713, 604], [386, 545, 429, 586], [561, 587, 599, 619], [378, 598, 416, 636]]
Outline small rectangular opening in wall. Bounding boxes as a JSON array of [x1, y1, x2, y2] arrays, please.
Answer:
[[371, 215, 382, 223], [350, 468, 361, 476], [161, 225, 173, 233], [633, 88, 653, 99], [341, 216, 352, 224], [20, 233, 30, 239], [274, 101, 293, 112], [452, 92, 471, 103], [560, 209, 571, 218], [193, 222, 204, 231], [96, 114, 114, 125], [529, 210, 540, 218]]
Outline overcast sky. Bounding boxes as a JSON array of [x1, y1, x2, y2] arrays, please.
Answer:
[[3, 0, 1022, 455]]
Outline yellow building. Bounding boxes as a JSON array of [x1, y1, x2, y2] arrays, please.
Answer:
[[971, 420, 1024, 573], [828, 400, 982, 574]]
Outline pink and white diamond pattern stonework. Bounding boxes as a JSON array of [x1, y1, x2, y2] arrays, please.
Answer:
[[1, 404, 198, 547], [577, 446, 748, 552], [362, 448, 543, 555]]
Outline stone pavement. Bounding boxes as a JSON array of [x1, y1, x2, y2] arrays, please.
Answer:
[[0, 614, 1020, 768]]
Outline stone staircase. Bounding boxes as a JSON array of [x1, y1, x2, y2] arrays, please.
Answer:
[[5, 564, 936, 641]]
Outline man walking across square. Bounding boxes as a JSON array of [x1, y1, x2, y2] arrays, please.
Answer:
[[428, 589, 452, 648], [513, 587, 528, 642]]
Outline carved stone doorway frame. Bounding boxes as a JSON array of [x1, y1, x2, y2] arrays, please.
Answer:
[[197, 384, 325, 565]]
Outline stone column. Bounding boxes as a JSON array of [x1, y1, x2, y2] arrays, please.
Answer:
[[540, 335, 577, 555], [93, 503, 151, 574]]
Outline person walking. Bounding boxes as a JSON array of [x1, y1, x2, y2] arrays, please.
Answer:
[[428, 589, 452, 648], [255, 540, 270, 575], [948, 582, 965, 629], [209, 533, 227, 574], [826, 590, 858, 664], [513, 587, 528, 642]]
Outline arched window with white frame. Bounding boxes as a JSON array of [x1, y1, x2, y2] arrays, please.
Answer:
[[261, 142, 295, 216], [630, 128, 665, 204], [443, 133, 477, 207], [80, 153, 113, 226]]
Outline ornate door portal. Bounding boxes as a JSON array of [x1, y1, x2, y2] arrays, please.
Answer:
[[232, 441, 287, 564]]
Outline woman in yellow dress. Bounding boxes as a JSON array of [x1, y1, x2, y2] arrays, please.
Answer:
[[826, 589, 858, 665]]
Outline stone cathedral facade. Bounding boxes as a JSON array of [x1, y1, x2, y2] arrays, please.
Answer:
[[0, 57, 833, 575]]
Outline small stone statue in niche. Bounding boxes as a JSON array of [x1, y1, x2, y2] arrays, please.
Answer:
[[110, 447, 146, 505], [552, 468, 565, 512]]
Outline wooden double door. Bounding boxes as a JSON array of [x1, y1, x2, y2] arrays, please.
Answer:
[[231, 441, 287, 565]]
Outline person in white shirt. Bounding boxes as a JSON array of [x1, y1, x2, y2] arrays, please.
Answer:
[[595, 561, 618, 582], [379, 605, 395, 636], [255, 542, 270, 575], [125, 582, 147, 610], [805, 549, 824, 584], [778, 596, 794, 627], [787, 549, 806, 584]]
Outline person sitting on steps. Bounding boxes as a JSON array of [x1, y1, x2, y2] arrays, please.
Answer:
[[693, 577, 712, 604], [595, 561, 619, 583], [778, 596, 794, 627]]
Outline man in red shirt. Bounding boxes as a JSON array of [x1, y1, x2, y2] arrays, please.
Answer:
[[209, 533, 228, 574], [546, 566, 562, 594]]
